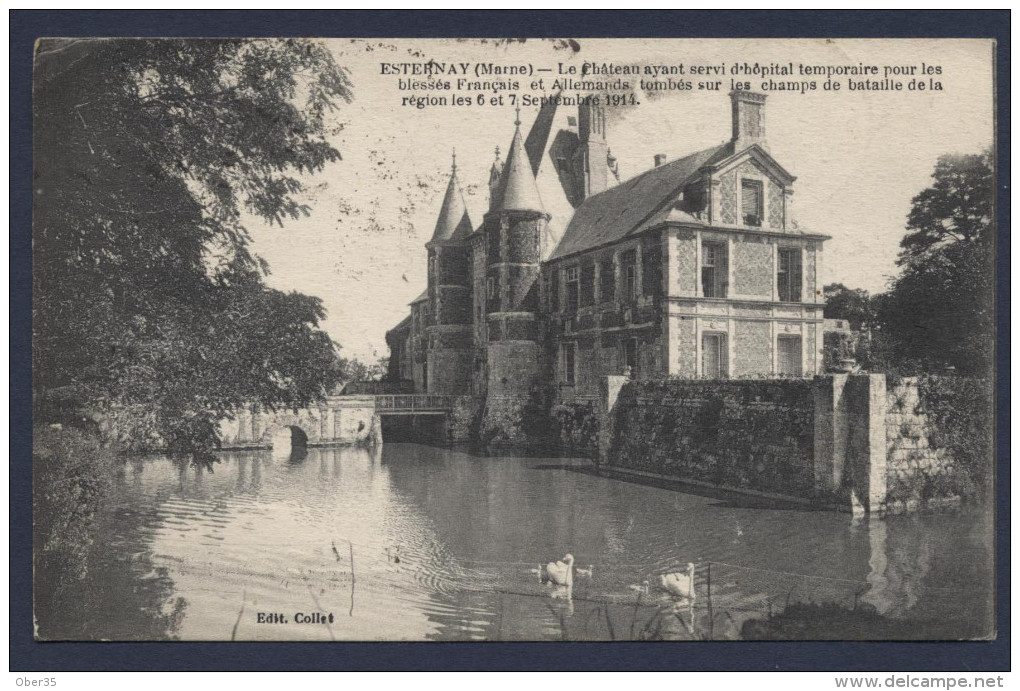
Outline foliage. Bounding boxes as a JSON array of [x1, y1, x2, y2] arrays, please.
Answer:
[[899, 150, 993, 264], [873, 150, 994, 376], [33, 426, 116, 581], [551, 401, 599, 456], [33, 425, 117, 633], [34, 426, 188, 640], [33, 39, 352, 451], [917, 375, 994, 499], [823, 283, 875, 331], [334, 355, 389, 386]]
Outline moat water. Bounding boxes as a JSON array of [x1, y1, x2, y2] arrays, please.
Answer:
[[41, 443, 994, 641]]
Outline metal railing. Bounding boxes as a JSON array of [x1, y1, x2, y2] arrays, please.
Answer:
[[374, 394, 454, 412]]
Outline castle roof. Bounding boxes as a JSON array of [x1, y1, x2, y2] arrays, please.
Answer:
[[548, 143, 730, 261], [490, 122, 545, 215], [410, 289, 428, 304], [386, 314, 412, 336], [430, 159, 473, 243]]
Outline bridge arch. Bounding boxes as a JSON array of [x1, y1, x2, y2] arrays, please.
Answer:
[[261, 412, 317, 449], [267, 425, 308, 450]]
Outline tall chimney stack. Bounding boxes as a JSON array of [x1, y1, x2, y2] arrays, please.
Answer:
[[730, 90, 767, 152], [572, 97, 610, 201]]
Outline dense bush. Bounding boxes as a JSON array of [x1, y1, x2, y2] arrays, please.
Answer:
[[34, 426, 117, 622], [551, 401, 599, 456], [917, 375, 994, 499]]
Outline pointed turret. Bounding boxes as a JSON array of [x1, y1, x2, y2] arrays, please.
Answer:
[[430, 151, 473, 243], [490, 109, 545, 215], [481, 109, 549, 401], [488, 146, 503, 211]]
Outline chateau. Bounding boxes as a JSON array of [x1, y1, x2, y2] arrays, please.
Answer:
[[386, 90, 830, 403]]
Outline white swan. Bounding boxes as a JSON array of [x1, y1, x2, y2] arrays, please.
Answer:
[[576, 565, 594, 579], [544, 554, 575, 587], [659, 562, 696, 601]]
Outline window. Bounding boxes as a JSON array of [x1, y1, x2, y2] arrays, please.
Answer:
[[778, 335, 803, 377], [488, 227, 501, 261], [621, 250, 638, 301], [624, 338, 638, 376], [702, 332, 728, 378], [599, 258, 615, 302], [565, 266, 580, 314], [742, 179, 763, 227], [563, 342, 576, 385], [486, 277, 496, 301], [549, 269, 560, 312], [701, 242, 728, 298], [579, 262, 595, 307], [778, 248, 802, 302]]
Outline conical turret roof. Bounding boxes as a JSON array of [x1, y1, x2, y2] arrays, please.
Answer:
[[430, 154, 473, 243], [491, 113, 545, 215]]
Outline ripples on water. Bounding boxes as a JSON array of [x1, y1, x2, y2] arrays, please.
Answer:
[[41, 444, 994, 641]]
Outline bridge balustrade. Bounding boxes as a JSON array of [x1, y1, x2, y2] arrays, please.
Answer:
[[374, 394, 453, 412]]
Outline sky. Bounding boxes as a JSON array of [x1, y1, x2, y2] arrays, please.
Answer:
[[244, 38, 994, 363]]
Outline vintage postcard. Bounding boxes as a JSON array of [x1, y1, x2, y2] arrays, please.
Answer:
[[32, 37, 996, 642]]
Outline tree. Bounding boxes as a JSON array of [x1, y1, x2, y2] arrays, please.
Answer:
[[898, 150, 993, 264], [33, 39, 353, 451], [823, 283, 874, 331], [875, 149, 994, 376]]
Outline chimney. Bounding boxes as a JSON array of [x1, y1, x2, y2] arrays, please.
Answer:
[[654, 153, 667, 167], [572, 97, 610, 200], [730, 90, 767, 152]]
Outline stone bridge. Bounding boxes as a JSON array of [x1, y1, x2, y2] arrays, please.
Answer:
[[217, 394, 456, 449]]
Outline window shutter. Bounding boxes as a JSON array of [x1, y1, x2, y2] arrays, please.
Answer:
[[742, 180, 762, 225], [791, 251, 802, 301], [719, 244, 728, 297]]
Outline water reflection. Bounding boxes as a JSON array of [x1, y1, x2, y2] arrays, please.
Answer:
[[37, 443, 994, 641]]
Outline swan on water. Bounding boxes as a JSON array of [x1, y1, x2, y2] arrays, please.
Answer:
[[659, 562, 696, 600], [575, 565, 594, 579], [544, 554, 575, 587]]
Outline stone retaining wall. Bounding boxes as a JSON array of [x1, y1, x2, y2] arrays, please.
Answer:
[[599, 373, 969, 514]]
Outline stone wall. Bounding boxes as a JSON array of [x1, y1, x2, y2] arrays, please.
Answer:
[[607, 379, 818, 497], [882, 378, 962, 512], [733, 238, 773, 297], [733, 320, 771, 375], [599, 374, 979, 513], [446, 395, 483, 442], [217, 397, 378, 449]]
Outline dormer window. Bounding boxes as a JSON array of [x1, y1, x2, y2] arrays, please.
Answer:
[[741, 179, 763, 227]]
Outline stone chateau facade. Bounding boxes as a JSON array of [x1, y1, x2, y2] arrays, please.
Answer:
[[386, 90, 830, 403]]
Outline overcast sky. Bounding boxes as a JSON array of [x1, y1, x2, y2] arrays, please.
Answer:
[[245, 38, 994, 363]]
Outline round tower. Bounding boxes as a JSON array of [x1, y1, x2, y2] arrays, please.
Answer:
[[425, 152, 474, 395], [483, 110, 549, 397]]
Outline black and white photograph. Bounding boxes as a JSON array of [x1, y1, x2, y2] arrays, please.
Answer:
[[29, 36, 997, 644]]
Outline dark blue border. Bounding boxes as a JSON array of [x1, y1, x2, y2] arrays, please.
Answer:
[[10, 10, 1010, 672]]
